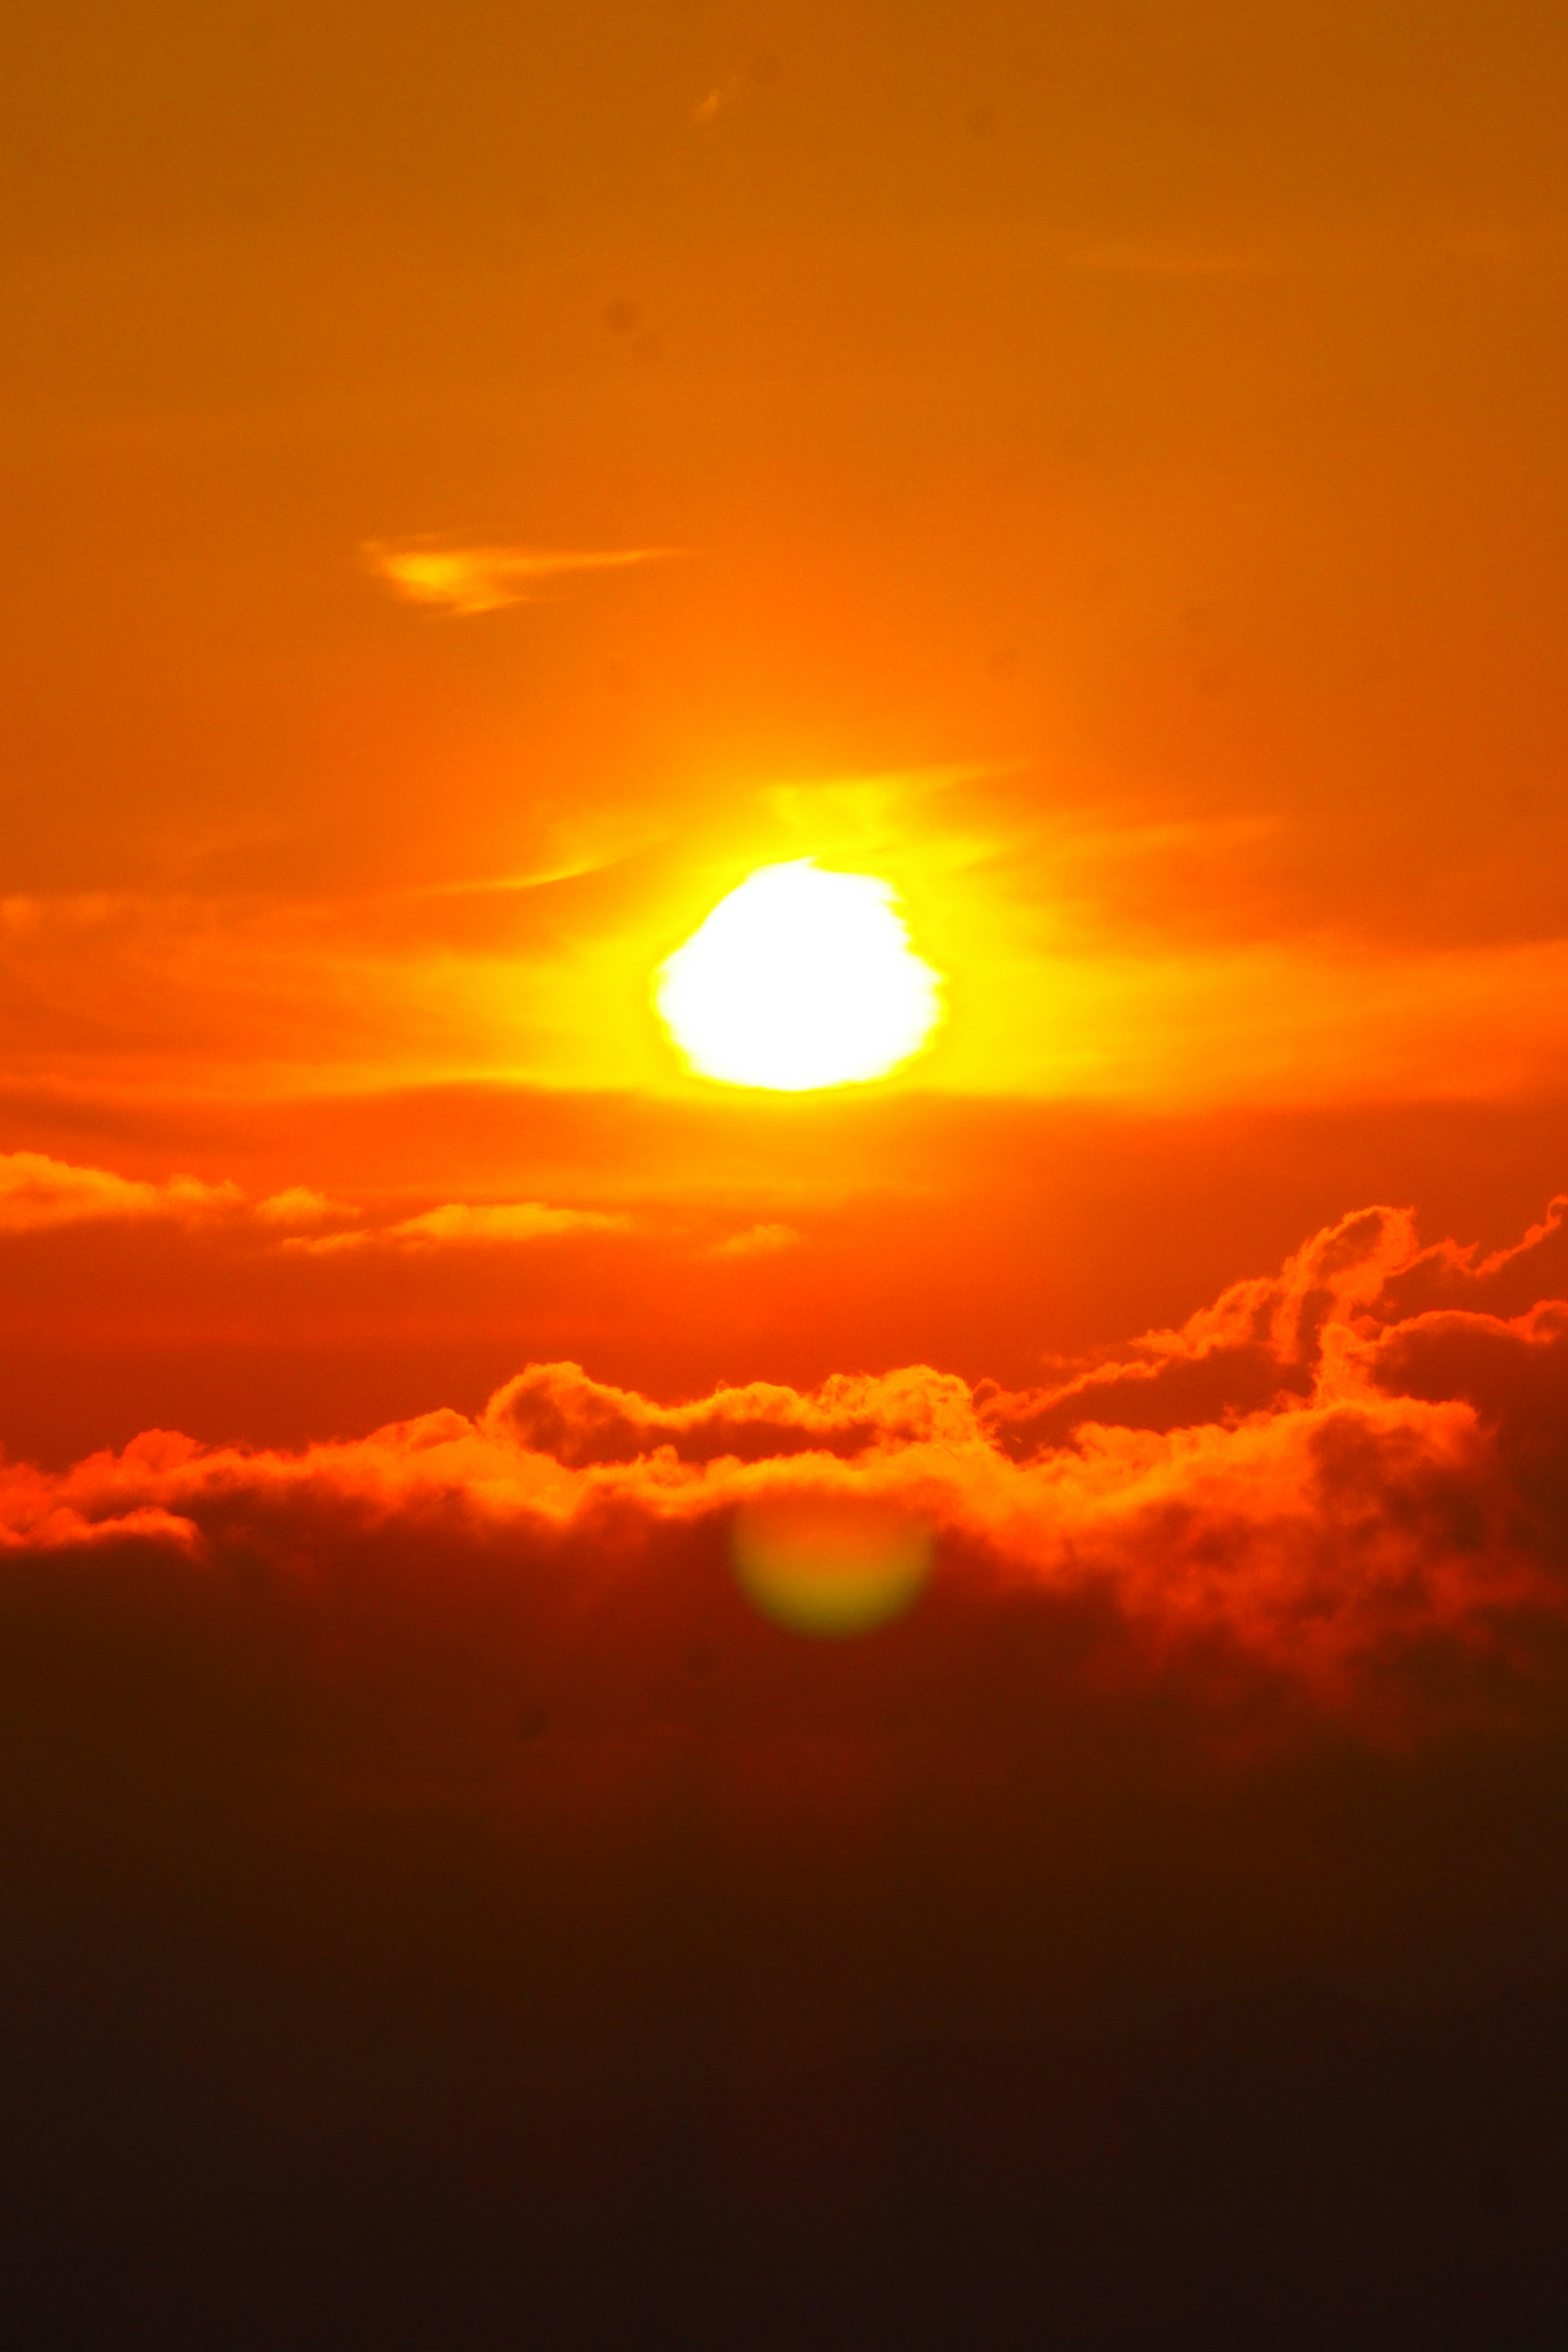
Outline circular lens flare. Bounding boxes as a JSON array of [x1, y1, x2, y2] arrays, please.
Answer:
[[731, 1493, 933, 1637], [655, 860, 943, 1091]]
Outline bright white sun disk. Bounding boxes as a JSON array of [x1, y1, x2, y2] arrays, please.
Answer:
[[654, 860, 943, 1091]]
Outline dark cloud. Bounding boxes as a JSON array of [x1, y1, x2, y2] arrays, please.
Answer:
[[9, 1196, 1558, 1717], [7, 1203, 1568, 2343]]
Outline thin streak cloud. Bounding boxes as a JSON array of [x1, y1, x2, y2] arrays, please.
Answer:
[[710, 1223, 804, 1259], [284, 1201, 632, 1254], [363, 539, 688, 617]]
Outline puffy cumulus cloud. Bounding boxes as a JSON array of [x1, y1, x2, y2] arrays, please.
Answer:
[[363, 538, 686, 616], [0, 1149, 240, 1234], [283, 1200, 631, 1254], [480, 1359, 976, 1468], [7, 1198, 1568, 1727], [978, 1204, 1423, 1451]]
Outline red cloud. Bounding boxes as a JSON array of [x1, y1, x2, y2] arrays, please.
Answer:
[[5, 1199, 1568, 1731], [7, 1204, 1568, 2346], [481, 1359, 978, 1466]]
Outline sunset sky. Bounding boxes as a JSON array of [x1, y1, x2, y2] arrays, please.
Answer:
[[6, 5, 1568, 2345]]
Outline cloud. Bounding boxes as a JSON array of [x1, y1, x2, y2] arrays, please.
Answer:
[[0, 1149, 631, 1257], [283, 1200, 631, 1254], [711, 1223, 804, 1259], [0, 1150, 240, 1234], [363, 539, 686, 616], [18, 867, 1568, 1107], [9, 1196, 1568, 2344], [11, 1196, 1568, 1733], [481, 1359, 973, 1468], [254, 1185, 347, 1227], [690, 53, 782, 125], [978, 1203, 1423, 1452]]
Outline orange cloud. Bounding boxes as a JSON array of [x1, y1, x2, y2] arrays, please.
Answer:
[[282, 1200, 632, 1254], [17, 839, 1568, 1109], [481, 1358, 975, 1467], [5, 1206, 1568, 2348], [710, 1223, 804, 1259], [0, 1154, 632, 1266], [0, 1150, 240, 1234], [254, 1185, 347, 1226], [363, 539, 687, 616], [10, 1198, 1568, 1733]]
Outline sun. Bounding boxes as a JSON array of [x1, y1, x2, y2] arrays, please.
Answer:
[[654, 860, 943, 1091]]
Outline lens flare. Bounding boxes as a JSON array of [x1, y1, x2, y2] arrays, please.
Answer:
[[654, 860, 943, 1091], [731, 1492, 933, 1637]]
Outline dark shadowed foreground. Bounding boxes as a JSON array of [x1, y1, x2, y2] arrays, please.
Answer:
[[5, 1203, 1568, 2345]]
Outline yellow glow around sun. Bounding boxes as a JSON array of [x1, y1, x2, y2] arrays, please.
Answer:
[[654, 860, 943, 1090], [731, 1493, 933, 1636]]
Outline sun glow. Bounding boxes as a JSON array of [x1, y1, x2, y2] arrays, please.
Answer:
[[731, 1493, 934, 1636], [654, 860, 943, 1091]]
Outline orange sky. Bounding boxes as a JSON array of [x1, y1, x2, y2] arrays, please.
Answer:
[[7, 0, 1568, 1123], [7, 11, 1568, 2341], [3, 0, 1568, 1454]]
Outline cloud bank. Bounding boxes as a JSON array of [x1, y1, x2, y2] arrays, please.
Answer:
[[9, 1196, 1568, 1732], [7, 1201, 1568, 2346]]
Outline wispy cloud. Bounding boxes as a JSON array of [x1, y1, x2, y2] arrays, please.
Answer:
[[254, 1186, 347, 1227], [0, 1154, 630, 1256], [711, 1223, 804, 1260], [0, 1152, 239, 1235], [690, 51, 782, 125], [285, 1201, 631, 1256], [363, 539, 687, 617]]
